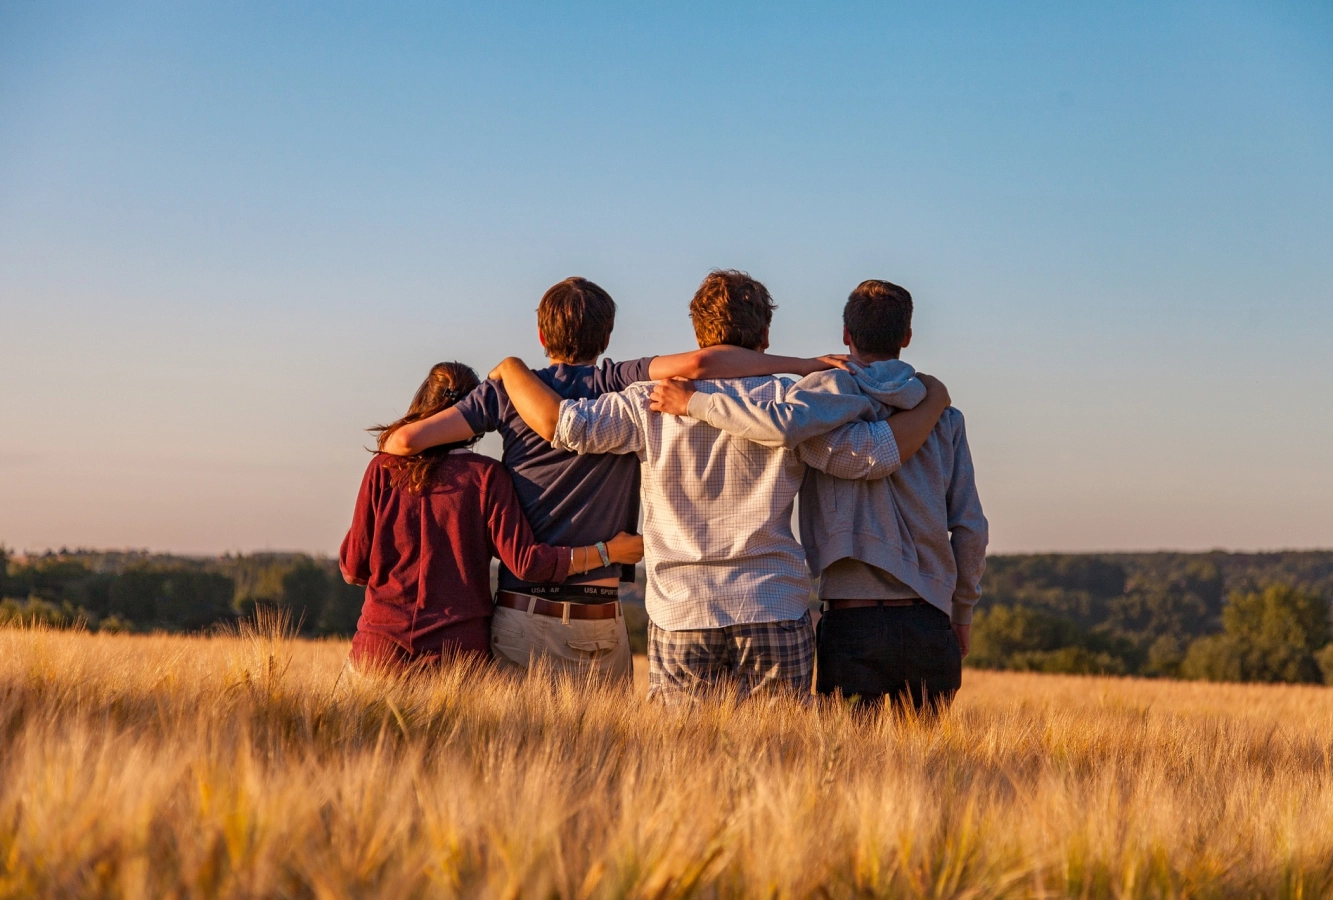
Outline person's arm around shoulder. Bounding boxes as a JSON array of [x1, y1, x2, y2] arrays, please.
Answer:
[[490, 357, 563, 441], [797, 376, 949, 480], [647, 346, 849, 382], [650, 369, 874, 449], [381, 407, 479, 456], [943, 409, 988, 657], [492, 357, 647, 456], [651, 373, 951, 477], [481, 460, 644, 581]]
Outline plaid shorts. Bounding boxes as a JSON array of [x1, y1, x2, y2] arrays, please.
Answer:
[[647, 610, 815, 704]]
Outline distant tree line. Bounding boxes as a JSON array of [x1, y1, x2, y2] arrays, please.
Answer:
[[0, 546, 363, 636], [6, 545, 1333, 685], [969, 551, 1333, 684]]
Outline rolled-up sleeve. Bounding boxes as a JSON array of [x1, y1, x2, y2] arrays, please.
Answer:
[[552, 391, 646, 457], [796, 419, 901, 481]]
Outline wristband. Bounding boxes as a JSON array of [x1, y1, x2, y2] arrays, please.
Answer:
[[595, 541, 611, 568]]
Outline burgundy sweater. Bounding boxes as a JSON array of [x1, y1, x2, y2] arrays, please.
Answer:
[[340, 451, 570, 655]]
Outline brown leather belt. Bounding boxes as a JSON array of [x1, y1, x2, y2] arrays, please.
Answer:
[[496, 591, 621, 620], [824, 598, 923, 610]]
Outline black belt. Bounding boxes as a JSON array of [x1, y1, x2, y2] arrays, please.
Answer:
[[824, 598, 924, 610]]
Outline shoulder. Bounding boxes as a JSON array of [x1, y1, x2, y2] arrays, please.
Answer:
[[593, 357, 654, 392], [597, 356, 652, 374], [573, 381, 653, 405], [697, 374, 792, 397], [938, 406, 968, 439], [598, 383, 654, 414], [441, 451, 513, 496], [451, 449, 503, 475], [454, 379, 504, 425], [792, 369, 861, 396]]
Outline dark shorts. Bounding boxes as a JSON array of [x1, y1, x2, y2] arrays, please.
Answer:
[[815, 602, 962, 712]]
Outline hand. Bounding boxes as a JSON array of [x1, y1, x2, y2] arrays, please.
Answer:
[[649, 377, 696, 416], [605, 532, 644, 565], [953, 622, 970, 658], [488, 357, 526, 382], [813, 354, 855, 373], [916, 373, 951, 409]]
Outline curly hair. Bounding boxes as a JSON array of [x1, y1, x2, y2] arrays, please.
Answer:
[[688, 270, 775, 350], [370, 362, 482, 494]]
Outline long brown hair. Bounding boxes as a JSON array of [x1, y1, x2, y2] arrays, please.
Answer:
[[371, 362, 482, 494]]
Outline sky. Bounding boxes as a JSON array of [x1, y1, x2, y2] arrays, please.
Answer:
[[1, 1, 1330, 557]]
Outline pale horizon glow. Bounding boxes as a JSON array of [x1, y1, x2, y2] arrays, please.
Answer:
[[2, 3, 1331, 557]]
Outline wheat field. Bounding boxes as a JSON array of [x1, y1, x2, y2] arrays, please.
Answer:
[[2, 619, 1332, 899]]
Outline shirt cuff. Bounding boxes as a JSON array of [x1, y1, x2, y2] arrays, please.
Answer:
[[550, 400, 581, 452], [551, 547, 572, 583], [877, 423, 902, 474], [685, 390, 711, 422], [950, 601, 974, 626]]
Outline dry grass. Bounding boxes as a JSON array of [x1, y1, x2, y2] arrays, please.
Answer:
[[2, 619, 1333, 898]]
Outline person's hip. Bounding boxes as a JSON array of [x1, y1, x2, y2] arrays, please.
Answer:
[[815, 602, 961, 702], [489, 598, 632, 680]]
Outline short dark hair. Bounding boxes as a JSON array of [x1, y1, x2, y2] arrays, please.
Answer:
[[537, 277, 616, 362], [688, 270, 775, 350], [844, 280, 913, 356]]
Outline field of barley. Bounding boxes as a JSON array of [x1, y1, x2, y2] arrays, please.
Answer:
[[3, 620, 1333, 899]]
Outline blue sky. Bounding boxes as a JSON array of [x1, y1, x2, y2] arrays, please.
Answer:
[[1, 1, 1330, 555]]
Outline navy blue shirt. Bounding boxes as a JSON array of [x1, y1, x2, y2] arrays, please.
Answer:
[[453, 357, 653, 591]]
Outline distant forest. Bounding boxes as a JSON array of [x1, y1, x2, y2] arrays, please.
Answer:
[[3, 547, 1332, 685], [0, 548, 364, 638]]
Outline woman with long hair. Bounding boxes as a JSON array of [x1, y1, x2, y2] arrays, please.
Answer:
[[340, 361, 643, 671]]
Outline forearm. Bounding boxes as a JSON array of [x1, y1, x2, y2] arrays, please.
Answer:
[[885, 401, 947, 463], [650, 345, 835, 380], [381, 407, 477, 456], [799, 419, 901, 480], [684, 377, 875, 449], [493, 357, 562, 441], [948, 517, 988, 624], [551, 392, 645, 456]]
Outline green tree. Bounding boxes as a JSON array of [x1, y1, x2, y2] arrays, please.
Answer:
[[154, 571, 237, 630], [317, 578, 364, 636], [968, 605, 1082, 670], [108, 568, 166, 624], [1143, 635, 1185, 678], [280, 562, 329, 634], [1181, 585, 1328, 683]]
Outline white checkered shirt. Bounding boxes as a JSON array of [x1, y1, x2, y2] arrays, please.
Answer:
[[553, 376, 902, 631]]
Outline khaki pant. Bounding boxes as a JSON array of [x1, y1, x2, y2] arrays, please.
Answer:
[[491, 603, 633, 682]]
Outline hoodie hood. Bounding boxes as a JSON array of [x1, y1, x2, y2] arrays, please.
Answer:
[[848, 358, 925, 411]]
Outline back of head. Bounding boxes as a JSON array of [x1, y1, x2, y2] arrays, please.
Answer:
[[537, 277, 616, 362], [688, 270, 775, 350], [373, 361, 482, 493], [844, 280, 913, 358]]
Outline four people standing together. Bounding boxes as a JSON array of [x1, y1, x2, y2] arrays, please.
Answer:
[[340, 271, 987, 711]]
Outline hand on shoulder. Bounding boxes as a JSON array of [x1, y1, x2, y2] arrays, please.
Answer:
[[649, 378, 696, 417]]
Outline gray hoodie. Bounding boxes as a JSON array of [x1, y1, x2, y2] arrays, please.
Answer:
[[684, 359, 988, 623]]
